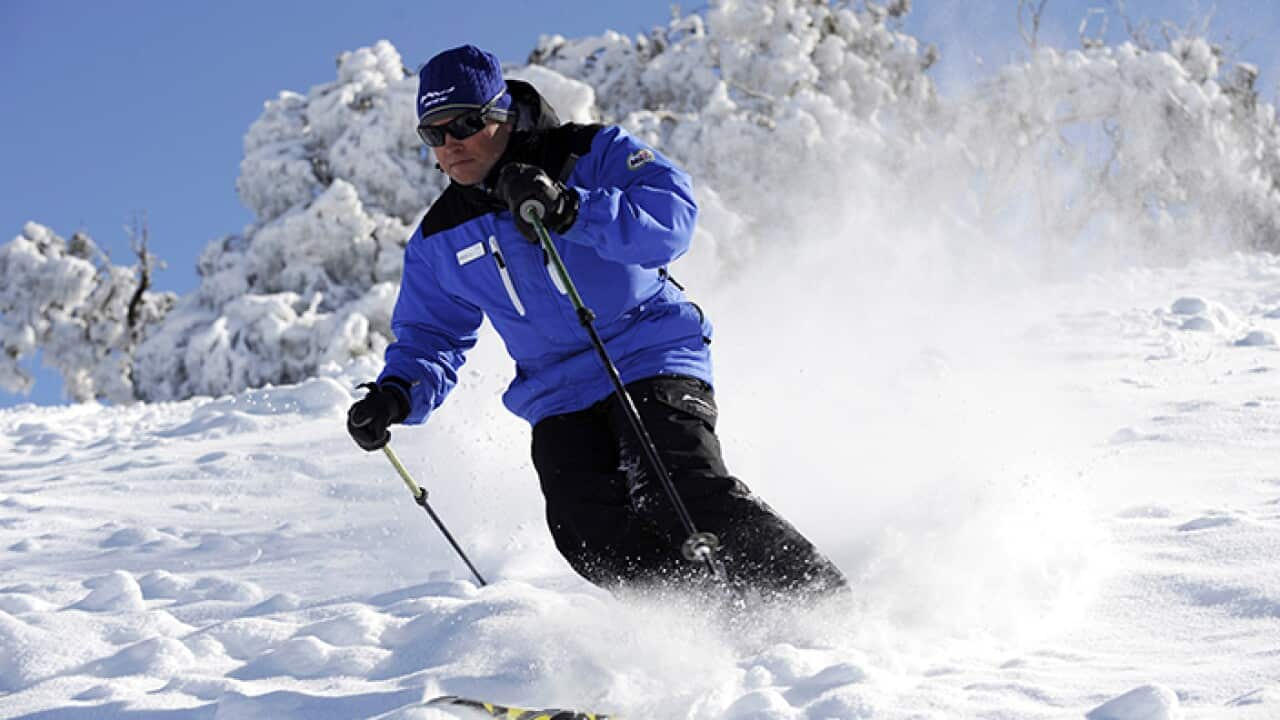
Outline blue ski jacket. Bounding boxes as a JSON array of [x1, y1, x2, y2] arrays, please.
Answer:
[[378, 85, 713, 426]]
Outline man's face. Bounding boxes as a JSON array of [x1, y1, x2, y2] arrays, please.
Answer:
[[430, 113, 510, 186]]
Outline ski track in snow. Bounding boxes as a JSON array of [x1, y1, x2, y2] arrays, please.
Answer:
[[3, 255, 1280, 718]]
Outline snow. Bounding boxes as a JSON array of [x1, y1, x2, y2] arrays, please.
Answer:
[[74, 572, 147, 613], [4, 247, 1280, 717], [504, 65, 597, 124], [1086, 684, 1182, 720], [5, 1, 1280, 717]]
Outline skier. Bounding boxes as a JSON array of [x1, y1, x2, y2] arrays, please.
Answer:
[[347, 44, 846, 599]]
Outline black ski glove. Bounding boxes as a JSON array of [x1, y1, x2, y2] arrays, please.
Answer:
[[495, 163, 579, 242], [347, 381, 410, 452]]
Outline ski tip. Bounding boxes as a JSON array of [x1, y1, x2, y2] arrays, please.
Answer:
[[425, 694, 616, 719]]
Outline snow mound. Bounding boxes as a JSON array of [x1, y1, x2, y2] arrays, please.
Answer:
[[174, 576, 266, 604], [138, 569, 194, 599], [0, 593, 54, 614], [100, 526, 171, 548], [1087, 684, 1182, 720], [723, 689, 793, 717], [1176, 514, 1238, 532], [74, 570, 146, 612], [88, 636, 198, 678], [200, 617, 299, 660], [231, 635, 389, 680], [295, 605, 390, 647], [1235, 330, 1277, 347], [214, 376, 354, 417], [0, 610, 104, 692], [1163, 296, 1241, 335], [1170, 297, 1209, 315], [247, 592, 304, 615]]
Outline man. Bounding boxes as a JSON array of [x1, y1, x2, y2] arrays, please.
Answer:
[[347, 45, 846, 599]]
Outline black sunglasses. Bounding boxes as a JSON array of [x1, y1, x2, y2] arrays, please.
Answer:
[[417, 91, 509, 147]]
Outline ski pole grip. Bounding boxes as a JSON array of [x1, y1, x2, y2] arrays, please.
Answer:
[[520, 199, 546, 224]]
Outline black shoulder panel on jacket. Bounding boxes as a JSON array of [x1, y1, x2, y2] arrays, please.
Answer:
[[507, 122, 603, 180], [549, 122, 604, 157], [419, 185, 476, 239]]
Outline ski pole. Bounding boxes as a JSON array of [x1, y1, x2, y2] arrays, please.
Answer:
[[524, 206, 727, 584], [381, 444, 488, 587]]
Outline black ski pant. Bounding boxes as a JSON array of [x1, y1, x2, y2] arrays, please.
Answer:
[[531, 374, 847, 598]]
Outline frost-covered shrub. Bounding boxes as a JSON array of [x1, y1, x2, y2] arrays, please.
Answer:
[[133, 179, 408, 402], [953, 35, 1280, 265], [0, 223, 174, 402]]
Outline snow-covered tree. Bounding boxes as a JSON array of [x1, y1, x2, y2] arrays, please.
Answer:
[[0, 222, 174, 402], [132, 179, 404, 401], [133, 42, 423, 402], [952, 33, 1280, 268]]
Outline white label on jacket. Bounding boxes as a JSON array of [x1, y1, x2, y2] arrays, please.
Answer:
[[456, 242, 485, 266]]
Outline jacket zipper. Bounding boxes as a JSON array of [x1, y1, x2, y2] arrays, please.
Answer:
[[488, 235, 526, 316], [545, 249, 569, 295]]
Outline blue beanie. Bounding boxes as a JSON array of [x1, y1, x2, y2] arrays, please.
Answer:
[[416, 45, 512, 124]]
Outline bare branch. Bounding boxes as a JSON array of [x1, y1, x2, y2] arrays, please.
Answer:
[[1112, 0, 1154, 50], [1018, 0, 1051, 50], [1079, 8, 1109, 50], [125, 212, 153, 342]]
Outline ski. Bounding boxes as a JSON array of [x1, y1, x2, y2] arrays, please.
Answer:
[[426, 694, 616, 719]]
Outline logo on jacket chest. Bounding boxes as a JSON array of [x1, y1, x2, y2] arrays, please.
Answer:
[[627, 148, 656, 171]]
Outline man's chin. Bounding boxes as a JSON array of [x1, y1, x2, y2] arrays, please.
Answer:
[[446, 166, 485, 186]]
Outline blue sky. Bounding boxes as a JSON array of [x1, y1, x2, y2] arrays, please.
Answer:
[[3, 0, 1277, 408]]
